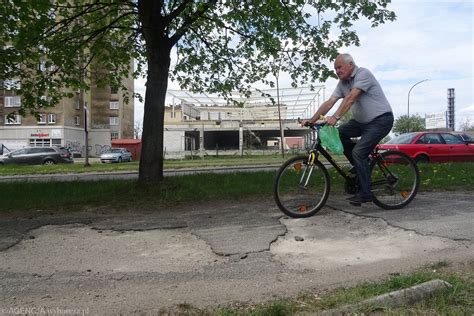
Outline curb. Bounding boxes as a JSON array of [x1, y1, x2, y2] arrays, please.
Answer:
[[303, 279, 453, 315]]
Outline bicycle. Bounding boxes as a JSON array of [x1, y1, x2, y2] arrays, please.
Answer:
[[273, 120, 420, 218]]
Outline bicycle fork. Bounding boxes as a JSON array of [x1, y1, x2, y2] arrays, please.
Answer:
[[299, 151, 317, 189]]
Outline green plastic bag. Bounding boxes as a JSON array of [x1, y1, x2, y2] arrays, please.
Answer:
[[319, 125, 344, 154]]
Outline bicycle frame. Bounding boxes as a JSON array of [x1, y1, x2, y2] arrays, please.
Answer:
[[306, 125, 391, 183]]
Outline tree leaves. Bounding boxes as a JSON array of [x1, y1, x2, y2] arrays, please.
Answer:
[[1, 0, 397, 182], [1, 1, 138, 117], [393, 114, 426, 135]]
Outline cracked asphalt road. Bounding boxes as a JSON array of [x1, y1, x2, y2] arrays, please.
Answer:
[[0, 191, 472, 314]]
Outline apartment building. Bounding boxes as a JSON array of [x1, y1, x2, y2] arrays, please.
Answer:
[[0, 64, 134, 157]]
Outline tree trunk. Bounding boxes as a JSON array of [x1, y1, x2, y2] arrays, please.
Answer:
[[138, 41, 172, 183]]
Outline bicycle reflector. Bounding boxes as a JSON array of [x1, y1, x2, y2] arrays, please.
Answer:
[[401, 191, 409, 198], [293, 163, 302, 171], [298, 205, 308, 213]]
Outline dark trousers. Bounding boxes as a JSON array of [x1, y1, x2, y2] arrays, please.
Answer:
[[338, 113, 394, 197]]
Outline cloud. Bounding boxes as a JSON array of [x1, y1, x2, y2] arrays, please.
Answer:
[[460, 105, 474, 113]]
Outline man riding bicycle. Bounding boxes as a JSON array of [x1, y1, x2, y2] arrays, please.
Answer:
[[302, 53, 393, 204]]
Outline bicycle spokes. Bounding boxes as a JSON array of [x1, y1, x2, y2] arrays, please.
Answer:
[[370, 151, 420, 210], [274, 156, 330, 218]]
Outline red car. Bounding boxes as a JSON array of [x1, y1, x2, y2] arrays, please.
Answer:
[[377, 132, 474, 163]]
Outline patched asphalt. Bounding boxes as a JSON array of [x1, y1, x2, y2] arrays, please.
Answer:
[[0, 192, 472, 314]]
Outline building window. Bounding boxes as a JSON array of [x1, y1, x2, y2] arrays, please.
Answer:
[[38, 113, 47, 124], [110, 116, 119, 126], [111, 132, 119, 140], [5, 114, 21, 124], [3, 79, 21, 90], [111, 87, 118, 94], [4, 96, 21, 107], [38, 60, 56, 72], [47, 113, 56, 124], [29, 138, 61, 147], [74, 116, 80, 126], [110, 101, 119, 110], [75, 99, 80, 110]]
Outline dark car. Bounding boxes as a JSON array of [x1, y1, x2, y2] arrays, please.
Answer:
[[0, 147, 74, 165], [377, 132, 474, 163]]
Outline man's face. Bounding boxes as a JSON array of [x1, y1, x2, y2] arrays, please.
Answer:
[[334, 57, 354, 81]]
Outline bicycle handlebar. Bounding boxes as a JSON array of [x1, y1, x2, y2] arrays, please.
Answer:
[[297, 117, 326, 128]]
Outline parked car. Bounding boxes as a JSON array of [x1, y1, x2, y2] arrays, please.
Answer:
[[455, 133, 474, 143], [377, 132, 474, 163], [0, 147, 74, 165], [100, 148, 132, 163]]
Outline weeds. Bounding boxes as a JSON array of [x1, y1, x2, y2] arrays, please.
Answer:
[[206, 266, 473, 315]]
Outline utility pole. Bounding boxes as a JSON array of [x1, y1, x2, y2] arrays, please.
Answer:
[[84, 103, 90, 167], [407, 79, 429, 132], [275, 65, 285, 158]]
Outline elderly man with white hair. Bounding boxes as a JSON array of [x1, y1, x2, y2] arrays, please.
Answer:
[[302, 53, 393, 205]]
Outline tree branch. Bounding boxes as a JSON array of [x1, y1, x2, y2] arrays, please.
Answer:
[[169, 0, 218, 46], [164, 0, 192, 25]]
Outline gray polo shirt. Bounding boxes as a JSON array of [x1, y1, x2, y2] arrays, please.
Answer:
[[332, 66, 392, 124]]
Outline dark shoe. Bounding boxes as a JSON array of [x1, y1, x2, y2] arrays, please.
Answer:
[[347, 194, 373, 206], [348, 166, 357, 175]]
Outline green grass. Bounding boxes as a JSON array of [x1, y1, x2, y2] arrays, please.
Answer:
[[0, 172, 276, 211], [417, 162, 474, 191], [0, 154, 298, 176], [0, 161, 141, 175], [1, 162, 473, 212], [156, 263, 473, 315], [0, 153, 348, 176]]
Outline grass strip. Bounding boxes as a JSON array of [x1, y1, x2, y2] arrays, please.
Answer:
[[1, 162, 473, 212], [161, 263, 473, 315]]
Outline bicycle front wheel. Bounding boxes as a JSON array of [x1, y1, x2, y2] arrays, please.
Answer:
[[370, 150, 420, 209], [273, 156, 330, 218]]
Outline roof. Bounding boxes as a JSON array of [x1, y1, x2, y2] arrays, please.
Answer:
[[166, 86, 325, 120]]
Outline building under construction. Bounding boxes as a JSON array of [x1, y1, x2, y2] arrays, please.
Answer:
[[162, 86, 325, 158]]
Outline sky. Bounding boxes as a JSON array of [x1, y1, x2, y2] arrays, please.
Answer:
[[134, 0, 474, 130]]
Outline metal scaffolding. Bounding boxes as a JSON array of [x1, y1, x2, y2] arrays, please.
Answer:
[[166, 86, 325, 121]]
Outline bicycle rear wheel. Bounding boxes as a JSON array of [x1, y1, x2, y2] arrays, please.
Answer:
[[273, 156, 330, 218], [370, 150, 420, 209]]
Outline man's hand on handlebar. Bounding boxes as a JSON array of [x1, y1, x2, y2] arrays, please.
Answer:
[[325, 115, 338, 126], [299, 119, 312, 127], [298, 116, 327, 127]]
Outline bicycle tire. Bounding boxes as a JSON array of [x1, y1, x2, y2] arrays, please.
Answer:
[[273, 155, 330, 218], [370, 150, 420, 210]]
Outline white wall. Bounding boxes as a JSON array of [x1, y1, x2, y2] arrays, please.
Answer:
[[164, 130, 185, 158]]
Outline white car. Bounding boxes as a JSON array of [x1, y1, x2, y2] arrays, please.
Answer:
[[100, 148, 133, 163]]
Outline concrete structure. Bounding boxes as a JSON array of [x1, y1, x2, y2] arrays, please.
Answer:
[[163, 87, 324, 158], [0, 62, 134, 157]]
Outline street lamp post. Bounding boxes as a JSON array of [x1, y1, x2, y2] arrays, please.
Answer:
[[407, 79, 429, 132]]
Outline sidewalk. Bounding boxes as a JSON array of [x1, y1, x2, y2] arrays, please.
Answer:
[[0, 192, 472, 314]]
